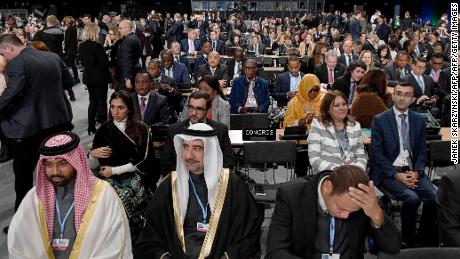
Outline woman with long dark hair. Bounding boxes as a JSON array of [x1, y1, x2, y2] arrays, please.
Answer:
[[351, 69, 390, 128], [90, 90, 158, 242]]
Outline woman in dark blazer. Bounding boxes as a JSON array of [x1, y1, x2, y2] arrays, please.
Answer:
[[78, 23, 111, 134], [63, 16, 79, 84]]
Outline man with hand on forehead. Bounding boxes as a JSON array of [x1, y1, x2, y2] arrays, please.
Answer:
[[8, 132, 132, 258], [267, 165, 400, 258], [135, 123, 261, 259]]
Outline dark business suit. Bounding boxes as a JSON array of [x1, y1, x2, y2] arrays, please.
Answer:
[[131, 91, 171, 126], [167, 21, 184, 44], [180, 38, 201, 53], [117, 32, 142, 89], [152, 75, 182, 117], [338, 53, 358, 67], [195, 64, 230, 82], [332, 74, 359, 104], [0, 48, 74, 210], [402, 73, 436, 99], [247, 43, 266, 55], [210, 39, 225, 54], [161, 62, 190, 84], [363, 40, 378, 55], [314, 63, 346, 88], [193, 55, 208, 76], [349, 18, 361, 41], [376, 23, 391, 43], [226, 58, 246, 79], [266, 172, 400, 259], [383, 62, 412, 87], [371, 108, 437, 246], [273, 71, 304, 107], [78, 40, 111, 129], [159, 119, 234, 176], [437, 173, 460, 247], [173, 55, 190, 73], [229, 76, 270, 114]]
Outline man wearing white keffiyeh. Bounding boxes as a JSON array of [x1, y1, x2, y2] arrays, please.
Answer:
[[7, 132, 133, 259], [135, 123, 262, 259]]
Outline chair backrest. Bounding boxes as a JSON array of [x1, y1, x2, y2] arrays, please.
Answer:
[[378, 247, 460, 259], [243, 141, 297, 164], [263, 57, 273, 66], [230, 113, 270, 130], [428, 140, 452, 165]]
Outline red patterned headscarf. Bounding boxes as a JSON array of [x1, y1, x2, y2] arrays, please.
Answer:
[[35, 132, 98, 241]]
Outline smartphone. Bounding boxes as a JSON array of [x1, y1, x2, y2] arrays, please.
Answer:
[[253, 185, 266, 196]]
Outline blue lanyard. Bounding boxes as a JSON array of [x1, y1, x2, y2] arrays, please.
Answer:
[[55, 198, 75, 240], [329, 216, 335, 255], [189, 175, 209, 223]]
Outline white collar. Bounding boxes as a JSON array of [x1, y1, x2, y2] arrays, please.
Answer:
[[393, 106, 408, 117], [317, 175, 329, 213], [137, 92, 151, 101]]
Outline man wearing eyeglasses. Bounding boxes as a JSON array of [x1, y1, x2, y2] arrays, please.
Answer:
[[371, 81, 438, 248], [160, 91, 233, 177], [117, 19, 142, 91]]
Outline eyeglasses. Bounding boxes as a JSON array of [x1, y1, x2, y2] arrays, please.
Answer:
[[432, 62, 443, 65], [187, 105, 206, 112], [394, 91, 413, 98]]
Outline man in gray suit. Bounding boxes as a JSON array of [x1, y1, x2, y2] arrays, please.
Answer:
[[0, 34, 74, 227]]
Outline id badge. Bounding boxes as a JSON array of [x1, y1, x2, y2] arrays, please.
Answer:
[[321, 254, 340, 259], [196, 222, 209, 233], [342, 159, 352, 164], [52, 238, 69, 251]]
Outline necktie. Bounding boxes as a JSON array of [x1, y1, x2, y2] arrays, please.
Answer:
[[175, 56, 179, 62], [348, 54, 352, 65], [212, 41, 216, 51], [349, 81, 357, 104], [211, 68, 216, 76], [328, 69, 334, 84], [434, 70, 439, 82], [417, 76, 425, 93], [255, 45, 258, 55], [140, 97, 147, 119], [399, 69, 405, 79], [399, 113, 413, 169]]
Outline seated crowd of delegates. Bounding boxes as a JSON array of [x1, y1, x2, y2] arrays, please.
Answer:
[[4, 8, 458, 259]]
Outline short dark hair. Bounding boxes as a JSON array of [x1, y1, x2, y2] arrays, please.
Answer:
[[199, 75, 226, 100], [287, 55, 301, 64], [431, 52, 445, 60], [354, 40, 363, 46], [346, 60, 367, 76], [396, 50, 409, 58], [413, 56, 427, 65], [189, 90, 212, 111], [396, 80, 416, 93], [329, 165, 369, 196]]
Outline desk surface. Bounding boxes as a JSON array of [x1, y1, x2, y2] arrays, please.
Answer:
[[229, 127, 454, 146], [182, 87, 231, 97]]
